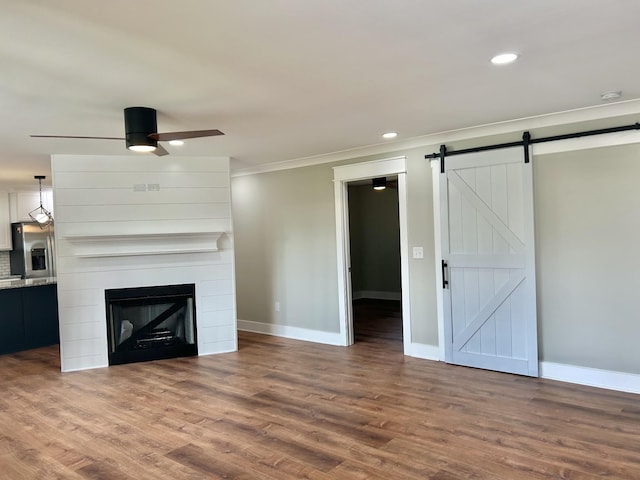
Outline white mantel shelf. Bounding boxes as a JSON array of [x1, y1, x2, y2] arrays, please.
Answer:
[[63, 231, 223, 258]]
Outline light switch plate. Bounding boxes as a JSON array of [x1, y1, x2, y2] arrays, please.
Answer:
[[412, 246, 424, 259]]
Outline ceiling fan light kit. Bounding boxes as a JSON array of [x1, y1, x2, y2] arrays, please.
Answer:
[[31, 106, 224, 156], [125, 107, 158, 152]]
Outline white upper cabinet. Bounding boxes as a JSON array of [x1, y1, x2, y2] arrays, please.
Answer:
[[0, 192, 11, 250], [9, 190, 54, 223]]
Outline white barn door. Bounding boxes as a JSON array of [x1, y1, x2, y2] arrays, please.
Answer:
[[440, 147, 538, 376]]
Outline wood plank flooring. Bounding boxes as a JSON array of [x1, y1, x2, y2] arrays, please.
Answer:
[[353, 298, 403, 346], [1, 303, 640, 479]]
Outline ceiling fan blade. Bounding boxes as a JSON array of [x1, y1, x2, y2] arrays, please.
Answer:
[[149, 129, 224, 141], [31, 135, 125, 140], [153, 144, 169, 156]]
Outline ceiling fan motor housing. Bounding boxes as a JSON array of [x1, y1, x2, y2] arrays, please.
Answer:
[[124, 107, 158, 149]]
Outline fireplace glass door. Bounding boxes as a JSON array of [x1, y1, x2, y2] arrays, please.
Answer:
[[105, 284, 197, 365]]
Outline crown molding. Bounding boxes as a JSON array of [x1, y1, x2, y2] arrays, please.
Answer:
[[231, 99, 640, 177]]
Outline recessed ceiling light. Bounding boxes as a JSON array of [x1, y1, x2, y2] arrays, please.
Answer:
[[169, 140, 184, 146], [600, 90, 622, 101], [382, 132, 397, 139], [491, 53, 519, 65]]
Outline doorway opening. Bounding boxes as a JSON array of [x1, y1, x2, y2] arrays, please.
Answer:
[[347, 177, 403, 347], [332, 156, 411, 352]]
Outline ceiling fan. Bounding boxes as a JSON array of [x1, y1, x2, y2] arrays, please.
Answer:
[[31, 107, 224, 156]]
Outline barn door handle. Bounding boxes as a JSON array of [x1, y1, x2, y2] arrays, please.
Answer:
[[442, 260, 449, 289]]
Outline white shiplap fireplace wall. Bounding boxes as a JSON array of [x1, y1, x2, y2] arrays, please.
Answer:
[[51, 155, 236, 372]]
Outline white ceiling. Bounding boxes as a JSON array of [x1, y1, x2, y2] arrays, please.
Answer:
[[2, 0, 640, 188]]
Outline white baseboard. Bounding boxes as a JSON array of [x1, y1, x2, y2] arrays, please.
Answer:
[[352, 290, 402, 301], [237, 322, 640, 395], [404, 342, 440, 361], [540, 361, 640, 394], [237, 319, 345, 346]]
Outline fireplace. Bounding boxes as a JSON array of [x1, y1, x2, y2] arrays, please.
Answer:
[[105, 284, 197, 365]]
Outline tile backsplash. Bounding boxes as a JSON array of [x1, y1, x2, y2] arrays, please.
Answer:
[[0, 251, 10, 277]]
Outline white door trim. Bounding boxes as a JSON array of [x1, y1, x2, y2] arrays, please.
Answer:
[[333, 157, 410, 350], [431, 159, 446, 361]]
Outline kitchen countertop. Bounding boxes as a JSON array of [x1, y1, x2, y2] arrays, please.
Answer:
[[0, 277, 57, 290]]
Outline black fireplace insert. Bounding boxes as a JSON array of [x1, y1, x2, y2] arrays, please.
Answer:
[[105, 283, 197, 365]]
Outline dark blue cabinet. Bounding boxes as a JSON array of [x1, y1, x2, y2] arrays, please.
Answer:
[[0, 284, 58, 355], [23, 285, 59, 350], [0, 288, 26, 354]]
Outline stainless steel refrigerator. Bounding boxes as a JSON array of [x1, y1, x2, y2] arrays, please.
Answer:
[[10, 222, 56, 279]]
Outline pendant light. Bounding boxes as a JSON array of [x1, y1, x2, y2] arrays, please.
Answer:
[[29, 175, 54, 228]]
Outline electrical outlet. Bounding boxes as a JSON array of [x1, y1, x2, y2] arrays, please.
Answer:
[[275, 301, 280, 312], [413, 246, 424, 259]]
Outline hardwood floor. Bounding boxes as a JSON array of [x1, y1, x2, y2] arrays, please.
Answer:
[[353, 298, 403, 347], [1, 316, 640, 479]]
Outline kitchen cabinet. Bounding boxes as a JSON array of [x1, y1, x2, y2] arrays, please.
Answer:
[[0, 192, 11, 250], [0, 284, 59, 355], [0, 289, 25, 354], [23, 285, 59, 350], [9, 190, 54, 224]]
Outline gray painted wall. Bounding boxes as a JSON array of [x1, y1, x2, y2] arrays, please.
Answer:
[[231, 125, 640, 374], [348, 183, 401, 298], [232, 164, 341, 332], [232, 147, 438, 345], [534, 143, 640, 374]]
